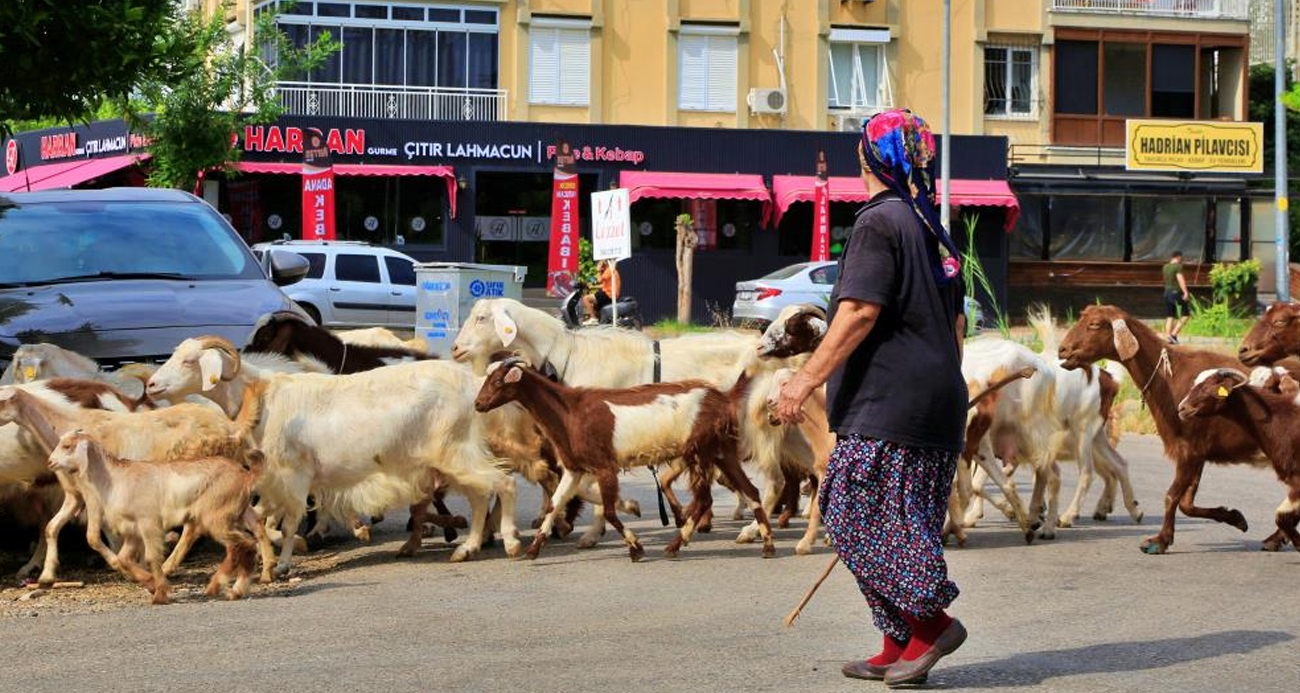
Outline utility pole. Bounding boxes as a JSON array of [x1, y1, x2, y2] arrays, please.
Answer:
[[940, 0, 952, 230], [1277, 0, 1291, 302]]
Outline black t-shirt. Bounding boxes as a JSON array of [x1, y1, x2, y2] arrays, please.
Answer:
[[826, 192, 968, 453]]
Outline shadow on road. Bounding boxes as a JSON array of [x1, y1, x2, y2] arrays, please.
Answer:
[[937, 630, 1294, 688]]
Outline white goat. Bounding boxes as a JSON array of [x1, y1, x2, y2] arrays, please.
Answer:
[[336, 327, 429, 354], [2, 343, 152, 399], [145, 336, 520, 576]]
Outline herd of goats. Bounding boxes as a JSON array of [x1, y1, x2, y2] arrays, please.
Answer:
[[2, 297, 1300, 605]]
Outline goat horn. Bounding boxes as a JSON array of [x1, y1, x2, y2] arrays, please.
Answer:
[[195, 336, 242, 379]]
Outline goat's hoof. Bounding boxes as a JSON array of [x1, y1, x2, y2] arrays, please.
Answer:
[[272, 564, 292, 580], [449, 547, 475, 563], [575, 535, 600, 549], [292, 536, 308, 554], [697, 522, 713, 534], [1029, 520, 1042, 532], [353, 527, 372, 543], [663, 547, 679, 559], [794, 540, 813, 556], [1057, 516, 1075, 528], [1023, 531, 1036, 545], [1140, 537, 1169, 555], [761, 543, 776, 559], [1037, 529, 1056, 541], [628, 544, 645, 562], [151, 590, 171, 606], [734, 531, 756, 545], [956, 536, 968, 549], [395, 542, 419, 558], [1227, 511, 1249, 533], [259, 573, 274, 585], [504, 541, 524, 558], [731, 508, 746, 521], [1092, 512, 1109, 522], [621, 499, 642, 518], [204, 583, 221, 598], [442, 528, 459, 544], [777, 512, 794, 529], [1261, 539, 1284, 552], [554, 519, 574, 538]]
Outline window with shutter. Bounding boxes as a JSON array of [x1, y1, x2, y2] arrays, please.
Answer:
[[679, 32, 736, 112], [530, 25, 589, 105]]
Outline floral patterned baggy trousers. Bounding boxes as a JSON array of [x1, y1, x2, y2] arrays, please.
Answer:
[[819, 434, 960, 642]]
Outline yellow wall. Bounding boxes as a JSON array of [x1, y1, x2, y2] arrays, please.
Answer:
[[221, 0, 1251, 145]]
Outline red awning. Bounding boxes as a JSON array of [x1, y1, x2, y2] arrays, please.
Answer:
[[229, 162, 459, 218], [0, 154, 149, 193], [620, 171, 772, 226], [771, 175, 1021, 230]]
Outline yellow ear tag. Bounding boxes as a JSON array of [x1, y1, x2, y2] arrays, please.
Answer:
[[209, 375, 220, 385], [504, 327, 514, 334], [22, 367, 36, 381], [1216, 386, 1230, 398]]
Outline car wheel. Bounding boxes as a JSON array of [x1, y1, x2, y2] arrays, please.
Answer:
[[298, 302, 322, 326]]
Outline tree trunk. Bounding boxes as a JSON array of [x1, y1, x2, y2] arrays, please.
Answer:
[[675, 216, 697, 323]]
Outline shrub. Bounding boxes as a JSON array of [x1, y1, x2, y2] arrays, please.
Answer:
[[1208, 259, 1261, 303]]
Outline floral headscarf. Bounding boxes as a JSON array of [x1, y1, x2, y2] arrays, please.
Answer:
[[859, 109, 961, 286]]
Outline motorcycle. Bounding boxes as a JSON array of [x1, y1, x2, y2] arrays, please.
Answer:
[[559, 281, 643, 329]]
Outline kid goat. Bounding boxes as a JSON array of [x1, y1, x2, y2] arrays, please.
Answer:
[[1178, 368, 1300, 552], [474, 357, 771, 561]]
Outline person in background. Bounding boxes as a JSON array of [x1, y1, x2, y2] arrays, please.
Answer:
[[1163, 250, 1191, 344], [774, 109, 968, 687], [583, 259, 620, 324]]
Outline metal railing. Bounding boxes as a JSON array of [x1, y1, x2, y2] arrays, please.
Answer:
[[1050, 0, 1249, 20], [276, 82, 508, 121]]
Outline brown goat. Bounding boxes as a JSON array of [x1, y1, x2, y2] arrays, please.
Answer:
[[247, 312, 433, 374], [1177, 368, 1300, 551], [475, 358, 770, 561], [1058, 305, 1265, 554], [47, 431, 266, 604]]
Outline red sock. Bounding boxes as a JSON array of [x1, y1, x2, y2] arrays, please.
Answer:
[[867, 635, 908, 667], [901, 611, 954, 661]]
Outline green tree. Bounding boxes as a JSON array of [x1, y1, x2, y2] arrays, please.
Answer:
[[141, 3, 337, 190], [0, 1, 187, 129], [1248, 62, 1300, 257]]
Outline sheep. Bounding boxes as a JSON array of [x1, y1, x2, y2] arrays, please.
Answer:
[[0, 378, 270, 585], [474, 357, 772, 561], [336, 327, 429, 354], [1177, 368, 1300, 552], [247, 311, 432, 373], [144, 336, 520, 575], [1058, 304, 1270, 555], [2, 343, 153, 401], [46, 430, 266, 604]]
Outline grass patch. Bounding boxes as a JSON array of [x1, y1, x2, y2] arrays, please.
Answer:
[[648, 319, 714, 337], [1179, 298, 1255, 339]]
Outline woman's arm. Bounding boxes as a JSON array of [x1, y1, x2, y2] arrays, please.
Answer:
[[774, 298, 882, 424]]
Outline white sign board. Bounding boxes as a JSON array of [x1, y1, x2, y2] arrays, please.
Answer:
[[591, 188, 632, 261]]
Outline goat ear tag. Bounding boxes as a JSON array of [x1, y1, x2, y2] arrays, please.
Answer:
[[1216, 386, 1230, 398], [22, 367, 36, 381], [198, 350, 224, 391]]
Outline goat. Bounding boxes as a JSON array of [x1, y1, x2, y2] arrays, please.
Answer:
[[1177, 368, 1300, 552], [0, 377, 269, 585], [336, 327, 429, 354], [145, 336, 519, 575], [474, 357, 771, 561], [3, 343, 153, 401], [1059, 304, 1267, 554], [247, 312, 432, 374], [46, 431, 265, 604]]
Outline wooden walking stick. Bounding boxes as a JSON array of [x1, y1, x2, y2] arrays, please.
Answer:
[[783, 366, 1035, 628]]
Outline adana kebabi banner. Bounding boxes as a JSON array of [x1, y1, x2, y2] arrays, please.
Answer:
[[301, 128, 337, 240], [591, 188, 631, 263], [811, 150, 830, 262], [546, 139, 580, 297]]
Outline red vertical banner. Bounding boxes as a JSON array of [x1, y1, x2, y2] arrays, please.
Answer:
[[546, 139, 580, 297], [301, 128, 336, 240], [811, 150, 831, 261]]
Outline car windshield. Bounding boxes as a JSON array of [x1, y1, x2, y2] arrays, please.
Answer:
[[759, 263, 810, 281], [0, 200, 261, 286]]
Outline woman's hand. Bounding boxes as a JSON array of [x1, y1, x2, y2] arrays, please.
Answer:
[[775, 370, 818, 425]]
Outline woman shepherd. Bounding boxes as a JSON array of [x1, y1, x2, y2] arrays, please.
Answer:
[[775, 109, 968, 687]]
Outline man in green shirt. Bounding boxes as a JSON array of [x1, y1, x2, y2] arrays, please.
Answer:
[[1163, 251, 1191, 344]]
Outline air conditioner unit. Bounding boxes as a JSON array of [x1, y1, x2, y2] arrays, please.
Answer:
[[748, 88, 788, 115], [834, 113, 866, 132]]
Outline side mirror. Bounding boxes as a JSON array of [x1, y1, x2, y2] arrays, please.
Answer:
[[268, 250, 310, 287]]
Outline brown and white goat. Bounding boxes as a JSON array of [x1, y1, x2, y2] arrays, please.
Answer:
[[1059, 305, 1266, 554], [474, 357, 772, 561], [46, 431, 266, 604], [1178, 368, 1300, 551]]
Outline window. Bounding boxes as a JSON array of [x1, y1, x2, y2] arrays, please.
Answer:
[[1054, 40, 1098, 115], [299, 252, 327, 279], [1214, 199, 1243, 262], [809, 265, 839, 285], [1048, 196, 1125, 261], [984, 46, 1035, 117], [1103, 43, 1146, 116], [335, 254, 382, 283], [1131, 198, 1207, 261], [678, 31, 737, 112], [266, 1, 499, 90], [827, 28, 890, 111], [385, 256, 416, 285], [530, 25, 590, 105], [1151, 44, 1195, 117], [1009, 195, 1045, 259]]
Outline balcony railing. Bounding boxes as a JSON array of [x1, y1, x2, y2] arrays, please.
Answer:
[[276, 82, 508, 121], [1051, 0, 1248, 20]]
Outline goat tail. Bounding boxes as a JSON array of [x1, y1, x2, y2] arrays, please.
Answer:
[[1027, 303, 1058, 358], [234, 380, 268, 439], [728, 370, 754, 404]]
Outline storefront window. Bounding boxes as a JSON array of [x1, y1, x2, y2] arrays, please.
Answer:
[[1131, 197, 1207, 262], [1009, 194, 1045, 259], [776, 202, 858, 258], [1214, 198, 1243, 262], [474, 171, 599, 288], [629, 199, 757, 253], [1048, 195, 1124, 260]]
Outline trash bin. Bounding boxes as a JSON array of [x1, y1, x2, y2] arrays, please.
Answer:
[[415, 262, 528, 358]]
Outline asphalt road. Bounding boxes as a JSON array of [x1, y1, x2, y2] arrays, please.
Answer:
[[2, 434, 1298, 693]]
